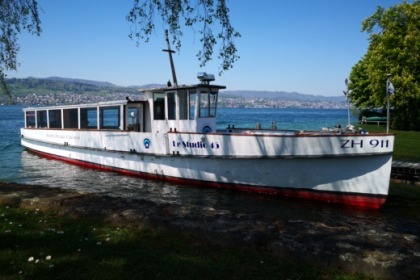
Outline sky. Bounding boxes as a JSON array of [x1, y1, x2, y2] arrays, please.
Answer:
[[7, 0, 406, 96]]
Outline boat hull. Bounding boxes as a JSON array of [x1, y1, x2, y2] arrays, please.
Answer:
[[21, 129, 393, 209]]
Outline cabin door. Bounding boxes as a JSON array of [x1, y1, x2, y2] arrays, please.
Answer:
[[127, 104, 143, 132]]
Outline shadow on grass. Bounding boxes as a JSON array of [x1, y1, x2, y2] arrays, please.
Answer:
[[0, 205, 363, 280]]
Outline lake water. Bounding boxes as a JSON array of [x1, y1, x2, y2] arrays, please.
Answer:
[[216, 107, 356, 131]]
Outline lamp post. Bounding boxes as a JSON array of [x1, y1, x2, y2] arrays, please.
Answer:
[[343, 78, 351, 127]]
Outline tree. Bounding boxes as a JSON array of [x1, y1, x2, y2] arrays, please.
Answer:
[[348, 1, 420, 130], [126, 0, 240, 74], [0, 0, 41, 99]]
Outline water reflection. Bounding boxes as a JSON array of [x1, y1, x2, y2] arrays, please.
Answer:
[[19, 150, 183, 204]]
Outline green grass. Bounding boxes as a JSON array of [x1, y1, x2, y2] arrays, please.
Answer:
[[385, 182, 420, 220], [357, 124, 420, 162], [0, 205, 370, 280]]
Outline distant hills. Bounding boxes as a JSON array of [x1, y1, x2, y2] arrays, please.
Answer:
[[38, 77, 116, 88], [1, 77, 346, 108], [223, 90, 344, 103], [4, 77, 131, 94]]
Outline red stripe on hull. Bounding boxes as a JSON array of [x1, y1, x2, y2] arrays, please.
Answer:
[[26, 149, 386, 209]]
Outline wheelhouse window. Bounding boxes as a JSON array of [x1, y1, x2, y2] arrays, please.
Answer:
[[153, 92, 165, 120], [63, 108, 79, 129], [199, 90, 217, 118], [167, 92, 176, 120], [49, 110, 62, 128], [81, 107, 98, 129], [25, 111, 36, 128], [189, 91, 197, 120], [178, 90, 188, 120], [100, 107, 120, 129], [127, 107, 140, 131], [36, 110, 48, 128]]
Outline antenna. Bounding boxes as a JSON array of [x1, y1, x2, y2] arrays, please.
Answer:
[[162, 30, 178, 87]]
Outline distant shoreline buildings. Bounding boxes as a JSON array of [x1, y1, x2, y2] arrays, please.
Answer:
[[1, 77, 348, 109], [1, 91, 347, 109]]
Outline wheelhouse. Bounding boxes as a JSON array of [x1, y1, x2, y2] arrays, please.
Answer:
[[23, 83, 225, 134]]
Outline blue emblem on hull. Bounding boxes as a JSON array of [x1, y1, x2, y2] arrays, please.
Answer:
[[202, 125, 212, 133], [143, 138, 151, 149]]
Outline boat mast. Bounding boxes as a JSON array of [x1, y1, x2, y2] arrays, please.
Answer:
[[162, 30, 178, 87]]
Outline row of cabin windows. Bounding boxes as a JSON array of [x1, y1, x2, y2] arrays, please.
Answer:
[[152, 90, 217, 121], [25, 90, 218, 129], [153, 92, 191, 120], [25, 107, 121, 130]]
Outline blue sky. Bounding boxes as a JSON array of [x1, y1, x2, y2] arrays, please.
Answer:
[[8, 0, 405, 96]]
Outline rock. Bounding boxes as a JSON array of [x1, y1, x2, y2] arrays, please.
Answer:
[[0, 192, 22, 207]]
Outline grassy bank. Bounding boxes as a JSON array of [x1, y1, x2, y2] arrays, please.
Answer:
[[358, 124, 420, 162], [0, 204, 370, 280]]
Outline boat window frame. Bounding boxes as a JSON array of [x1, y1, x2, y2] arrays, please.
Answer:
[[25, 110, 36, 128], [36, 110, 48, 128], [126, 102, 145, 132], [167, 91, 176, 120], [189, 90, 197, 120], [63, 108, 79, 129], [198, 88, 218, 118], [178, 90, 188, 120], [99, 106, 121, 130], [80, 107, 99, 129], [153, 92, 166, 120], [48, 109, 62, 129]]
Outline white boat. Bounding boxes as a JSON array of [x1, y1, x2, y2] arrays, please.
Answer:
[[20, 73, 394, 209], [20, 37, 394, 209]]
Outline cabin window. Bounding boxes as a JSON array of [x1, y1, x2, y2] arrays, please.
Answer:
[[63, 108, 79, 129], [167, 92, 176, 120], [100, 107, 120, 129], [189, 91, 197, 120], [49, 110, 62, 128], [127, 107, 140, 131], [81, 108, 98, 129], [199, 90, 217, 118], [36, 111, 48, 128], [153, 92, 165, 120], [25, 111, 36, 128], [178, 90, 188, 120]]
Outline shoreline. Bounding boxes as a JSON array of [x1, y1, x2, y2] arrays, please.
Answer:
[[1, 181, 419, 279]]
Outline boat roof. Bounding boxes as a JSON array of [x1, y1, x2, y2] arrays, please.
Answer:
[[23, 100, 131, 111], [139, 83, 226, 93]]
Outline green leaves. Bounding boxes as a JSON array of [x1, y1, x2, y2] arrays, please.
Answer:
[[349, 1, 420, 130], [0, 0, 41, 98], [126, 0, 241, 75]]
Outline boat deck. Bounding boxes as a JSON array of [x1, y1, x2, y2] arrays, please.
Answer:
[[218, 127, 363, 136], [392, 161, 420, 185]]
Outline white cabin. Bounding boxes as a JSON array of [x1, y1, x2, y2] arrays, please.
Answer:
[[23, 82, 226, 135]]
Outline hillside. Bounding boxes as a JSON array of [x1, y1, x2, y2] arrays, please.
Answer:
[[1, 77, 346, 108], [4, 77, 126, 95], [41, 77, 117, 88]]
